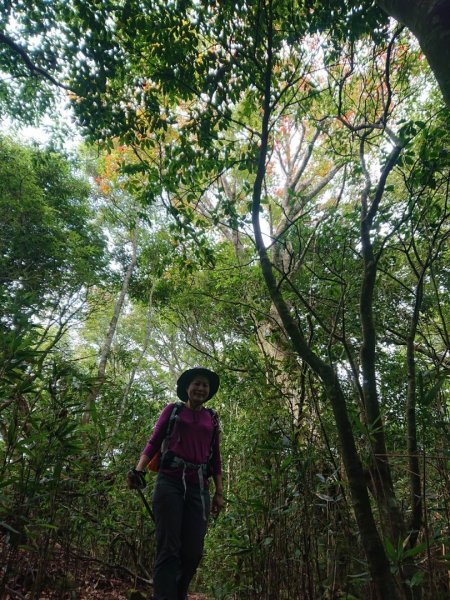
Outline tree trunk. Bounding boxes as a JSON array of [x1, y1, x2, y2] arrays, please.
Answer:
[[250, 8, 400, 597], [82, 229, 138, 424], [406, 273, 424, 546], [376, 0, 450, 105], [359, 143, 407, 544], [112, 278, 157, 438]]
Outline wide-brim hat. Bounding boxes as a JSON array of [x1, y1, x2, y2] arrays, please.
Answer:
[[176, 367, 220, 402]]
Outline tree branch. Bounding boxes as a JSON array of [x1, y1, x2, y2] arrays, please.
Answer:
[[0, 31, 74, 92]]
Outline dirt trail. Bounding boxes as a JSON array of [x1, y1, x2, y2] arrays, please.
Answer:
[[3, 585, 210, 600], [1, 539, 210, 600]]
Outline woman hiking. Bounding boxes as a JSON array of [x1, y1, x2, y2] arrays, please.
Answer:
[[128, 367, 224, 600]]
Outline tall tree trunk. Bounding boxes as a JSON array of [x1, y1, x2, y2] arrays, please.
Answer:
[[406, 272, 424, 546], [256, 119, 343, 423], [358, 137, 406, 544], [250, 6, 400, 597], [82, 229, 138, 424], [111, 278, 157, 439], [376, 0, 450, 106]]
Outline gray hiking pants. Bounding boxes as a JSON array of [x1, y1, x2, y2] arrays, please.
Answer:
[[152, 473, 210, 600]]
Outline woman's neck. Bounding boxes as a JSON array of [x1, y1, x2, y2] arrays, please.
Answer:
[[185, 401, 204, 412]]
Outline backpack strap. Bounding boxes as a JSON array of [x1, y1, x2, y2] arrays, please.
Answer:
[[147, 402, 184, 473], [161, 401, 184, 455], [207, 407, 220, 434]]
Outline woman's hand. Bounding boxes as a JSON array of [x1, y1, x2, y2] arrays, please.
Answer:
[[127, 468, 147, 489], [212, 490, 225, 515], [128, 455, 151, 489]]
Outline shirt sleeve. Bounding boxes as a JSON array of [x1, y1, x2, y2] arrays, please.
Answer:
[[141, 403, 174, 459]]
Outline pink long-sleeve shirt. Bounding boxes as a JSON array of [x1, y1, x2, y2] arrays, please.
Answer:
[[142, 403, 222, 485]]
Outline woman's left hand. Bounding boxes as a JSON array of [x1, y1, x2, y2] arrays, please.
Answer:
[[212, 491, 225, 515]]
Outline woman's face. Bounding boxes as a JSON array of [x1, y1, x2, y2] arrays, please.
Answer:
[[186, 376, 210, 406]]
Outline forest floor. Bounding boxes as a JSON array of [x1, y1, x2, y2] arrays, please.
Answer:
[[1, 539, 209, 600], [4, 566, 210, 600]]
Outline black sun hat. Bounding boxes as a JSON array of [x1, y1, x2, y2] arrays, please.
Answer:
[[176, 367, 220, 402]]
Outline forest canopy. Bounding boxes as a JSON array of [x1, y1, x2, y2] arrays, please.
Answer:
[[0, 2, 449, 600]]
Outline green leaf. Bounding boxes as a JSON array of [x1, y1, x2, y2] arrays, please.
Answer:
[[384, 538, 397, 562], [420, 376, 446, 407], [0, 521, 21, 535], [408, 571, 425, 588], [403, 542, 427, 559]]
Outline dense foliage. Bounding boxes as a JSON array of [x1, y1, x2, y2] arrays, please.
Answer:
[[1, 2, 449, 600]]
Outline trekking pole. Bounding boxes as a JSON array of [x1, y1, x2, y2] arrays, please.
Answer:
[[136, 487, 155, 522], [128, 469, 155, 522]]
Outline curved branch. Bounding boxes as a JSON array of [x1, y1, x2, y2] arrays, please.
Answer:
[[0, 31, 74, 92]]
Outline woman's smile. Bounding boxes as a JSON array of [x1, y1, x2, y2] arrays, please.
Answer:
[[186, 376, 210, 408]]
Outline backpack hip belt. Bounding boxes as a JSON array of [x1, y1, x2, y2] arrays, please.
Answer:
[[167, 455, 208, 473], [168, 455, 208, 521]]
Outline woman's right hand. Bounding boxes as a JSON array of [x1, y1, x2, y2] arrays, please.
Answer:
[[127, 468, 147, 489]]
